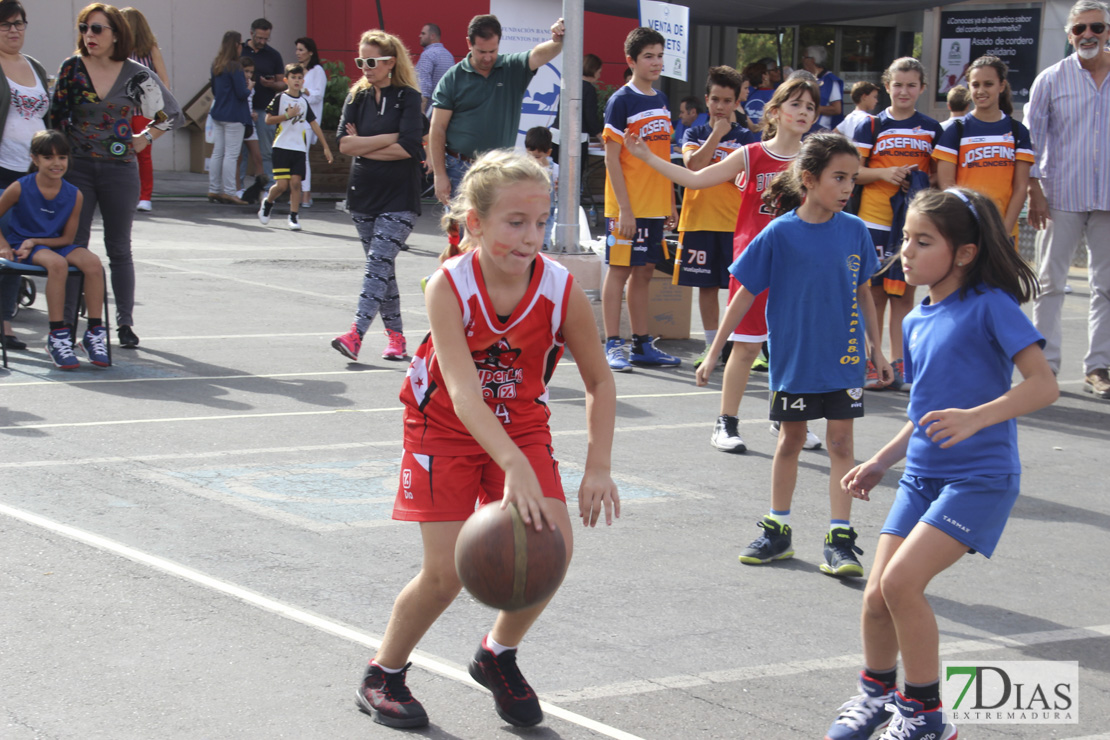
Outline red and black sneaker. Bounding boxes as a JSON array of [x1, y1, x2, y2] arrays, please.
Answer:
[[468, 640, 543, 727], [355, 661, 428, 728]]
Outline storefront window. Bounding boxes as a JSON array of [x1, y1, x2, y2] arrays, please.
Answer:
[[736, 28, 795, 71]]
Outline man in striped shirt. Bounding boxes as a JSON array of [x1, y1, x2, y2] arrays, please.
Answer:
[[1027, 0, 1110, 399], [416, 24, 454, 115]]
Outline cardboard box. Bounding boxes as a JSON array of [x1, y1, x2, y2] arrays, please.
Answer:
[[188, 122, 213, 175], [181, 82, 214, 129], [646, 272, 692, 340]]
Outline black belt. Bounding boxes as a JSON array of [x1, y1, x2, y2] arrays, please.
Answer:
[[445, 148, 475, 163]]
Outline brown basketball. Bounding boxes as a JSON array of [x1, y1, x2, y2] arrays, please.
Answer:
[[454, 501, 567, 611]]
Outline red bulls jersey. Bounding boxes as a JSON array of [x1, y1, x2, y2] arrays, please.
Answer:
[[401, 251, 574, 455], [732, 142, 796, 260]]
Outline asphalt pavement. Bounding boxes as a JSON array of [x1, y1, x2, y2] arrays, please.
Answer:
[[2, 177, 1107, 739]]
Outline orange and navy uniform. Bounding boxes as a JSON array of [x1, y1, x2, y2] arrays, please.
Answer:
[[854, 110, 943, 231], [677, 123, 753, 233], [400, 251, 574, 456], [602, 84, 673, 219], [932, 114, 1034, 235]]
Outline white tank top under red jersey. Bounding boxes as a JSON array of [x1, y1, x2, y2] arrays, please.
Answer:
[[401, 251, 575, 455], [732, 142, 797, 261]]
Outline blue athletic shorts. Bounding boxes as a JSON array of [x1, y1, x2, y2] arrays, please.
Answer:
[[605, 217, 664, 267], [881, 473, 1021, 558], [18, 243, 82, 265], [674, 231, 731, 288]]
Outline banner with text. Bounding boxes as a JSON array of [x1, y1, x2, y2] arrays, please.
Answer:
[[936, 8, 1042, 104], [490, 0, 563, 149], [638, 0, 689, 81]]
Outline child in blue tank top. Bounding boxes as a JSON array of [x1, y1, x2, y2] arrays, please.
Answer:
[[0, 130, 108, 369], [824, 187, 1057, 740], [695, 132, 893, 579]]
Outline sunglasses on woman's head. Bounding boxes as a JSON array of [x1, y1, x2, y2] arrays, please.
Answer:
[[78, 22, 112, 35], [354, 56, 394, 69], [1071, 22, 1107, 35]]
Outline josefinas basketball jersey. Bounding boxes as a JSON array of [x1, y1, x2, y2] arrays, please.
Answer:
[[732, 142, 797, 260], [401, 251, 574, 455]]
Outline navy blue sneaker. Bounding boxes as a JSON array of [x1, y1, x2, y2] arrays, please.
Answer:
[[468, 641, 543, 727], [45, 328, 79, 370], [355, 662, 428, 728], [80, 327, 111, 367], [877, 693, 957, 740], [825, 672, 895, 740], [605, 337, 632, 373], [739, 517, 794, 564], [630, 335, 680, 366], [820, 527, 865, 578]]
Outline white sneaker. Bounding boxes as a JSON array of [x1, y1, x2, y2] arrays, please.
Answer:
[[136, 200, 152, 212], [288, 215, 302, 231], [769, 421, 822, 450], [712, 415, 747, 453]]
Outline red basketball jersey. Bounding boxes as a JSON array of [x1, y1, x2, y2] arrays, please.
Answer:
[[401, 251, 574, 455], [732, 142, 796, 260]]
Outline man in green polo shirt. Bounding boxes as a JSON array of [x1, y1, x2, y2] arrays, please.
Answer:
[[430, 14, 566, 204]]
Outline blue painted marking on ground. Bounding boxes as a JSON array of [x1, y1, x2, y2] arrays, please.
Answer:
[[164, 461, 674, 527]]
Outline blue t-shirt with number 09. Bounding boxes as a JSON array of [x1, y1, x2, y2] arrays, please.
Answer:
[[730, 209, 879, 393]]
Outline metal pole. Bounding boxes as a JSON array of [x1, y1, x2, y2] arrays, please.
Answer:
[[556, 0, 584, 253]]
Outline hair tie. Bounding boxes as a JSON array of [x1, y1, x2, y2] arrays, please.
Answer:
[[945, 187, 979, 222]]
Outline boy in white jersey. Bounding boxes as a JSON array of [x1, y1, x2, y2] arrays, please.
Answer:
[[258, 63, 332, 230]]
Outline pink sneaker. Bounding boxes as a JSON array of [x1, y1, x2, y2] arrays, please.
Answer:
[[382, 329, 407, 360], [331, 325, 362, 360]]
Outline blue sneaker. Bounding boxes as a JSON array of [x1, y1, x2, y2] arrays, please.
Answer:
[[738, 517, 794, 564], [606, 338, 632, 373], [80, 327, 111, 367], [630, 335, 680, 366], [825, 672, 895, 740], [45, 328, 79, 370], [878, 693, 957, 740], [820, 527, 865, 578]]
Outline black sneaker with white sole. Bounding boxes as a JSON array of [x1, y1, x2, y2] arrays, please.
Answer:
[[468, 642, 543, 727]]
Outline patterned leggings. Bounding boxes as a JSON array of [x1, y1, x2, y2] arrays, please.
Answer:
[[350, 211, 415, 335]]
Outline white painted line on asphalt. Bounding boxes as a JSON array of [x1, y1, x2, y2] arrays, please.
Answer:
[[0, 502, 646, 740], [0, 419, 772, 468], [0, 391, 719, 431], [541, 623, 1110, 704], [0, 368, 395, 387]]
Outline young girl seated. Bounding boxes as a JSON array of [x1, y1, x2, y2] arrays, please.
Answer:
[[0, 130, 108, 369]]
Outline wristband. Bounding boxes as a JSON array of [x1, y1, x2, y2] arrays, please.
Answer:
[[142, 130, 153, 144]]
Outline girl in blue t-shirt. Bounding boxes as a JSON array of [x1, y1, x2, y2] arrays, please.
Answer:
[[824, 187, 1057, 740], [695, 132, 892, 579], [0, 130, 107, 369]]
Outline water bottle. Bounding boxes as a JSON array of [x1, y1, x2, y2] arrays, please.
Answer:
[[587, 204, 597, 229]]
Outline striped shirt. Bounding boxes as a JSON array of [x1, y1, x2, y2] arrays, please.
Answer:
[[416, 43, 455, 105], [1027, 53, 1110, 212]]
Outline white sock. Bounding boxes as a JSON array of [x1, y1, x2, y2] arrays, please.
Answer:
[[704, 329, 717, 346], [767, 509, 790, 527], [485, 634, 515, 656], [372, 660, 403, 674]]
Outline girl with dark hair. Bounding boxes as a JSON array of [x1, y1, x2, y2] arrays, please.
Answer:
[[933, 56, 1034, 238], [628, 76, 828, 454], [294, 36, 326, 207], [207, 31, 250, 204], [120, 7, 168, 212], [824, 186, 1057, 740], [49, 2, 182, 348], [692, 132, 891, 577], [0, 0, 49, 349]]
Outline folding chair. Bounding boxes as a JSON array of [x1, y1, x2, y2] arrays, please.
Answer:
[[0, 258, 111, 369]]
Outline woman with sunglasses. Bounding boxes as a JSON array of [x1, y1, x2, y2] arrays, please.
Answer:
[[330, 30, 426, 363], [49, 2, 182, 349], [0, 0, 49, 351]]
